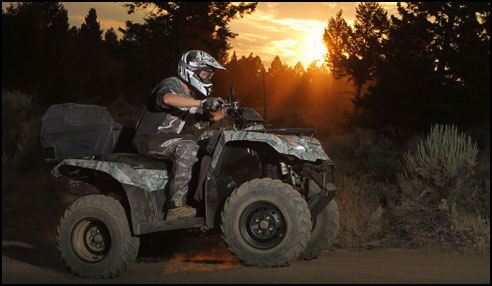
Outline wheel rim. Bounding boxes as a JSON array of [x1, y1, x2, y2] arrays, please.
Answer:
[[72, 218, 111, 263], [239, 201, 287, 249]]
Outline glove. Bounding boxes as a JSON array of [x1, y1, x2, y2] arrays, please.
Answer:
[[223, 106, 235, 117], [200, 97, 224, 112]]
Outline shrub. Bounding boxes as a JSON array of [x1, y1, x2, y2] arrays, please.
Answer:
[[391, 123, 490, 253], [401, 124, 479, 212], [2, 90, 44, 170], [358, 136, 402, 184]]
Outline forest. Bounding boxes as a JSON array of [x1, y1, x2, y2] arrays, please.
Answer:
[[2, 2, 490, 255], [3, 2, 489, 131]]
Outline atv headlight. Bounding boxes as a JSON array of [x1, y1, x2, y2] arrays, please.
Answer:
[[287, 139, 306, 152], [294, 144, 306, 151]]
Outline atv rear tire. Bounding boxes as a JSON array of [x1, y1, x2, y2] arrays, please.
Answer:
[[56, 194, 140, 278], [221, 178, 311, 267]]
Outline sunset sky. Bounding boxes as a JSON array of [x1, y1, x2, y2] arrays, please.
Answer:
[[3, 2, 399, 68]]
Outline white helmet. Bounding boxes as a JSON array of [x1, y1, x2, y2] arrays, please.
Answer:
[[177, 50, 226, 97]]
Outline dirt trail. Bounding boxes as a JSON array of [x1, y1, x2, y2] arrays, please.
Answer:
[[2, 236, 490, 284]]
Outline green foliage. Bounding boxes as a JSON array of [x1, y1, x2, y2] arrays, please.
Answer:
[[359, 136, 402, 184], [2, 90, 44, 170], [398, 123, 488, 233], [402, 124, 478, 195]]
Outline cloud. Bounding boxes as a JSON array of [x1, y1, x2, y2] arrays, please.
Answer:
[[238, 33, 270, 42], [274, 18, 327, 33], [229, 2, 399, 67], [323, 3, 339, 8], [270, 39, 298, 49], [265, 3, 280, 9]]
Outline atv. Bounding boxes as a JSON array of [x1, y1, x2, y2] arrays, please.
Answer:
[[40, 86, 339, 279]]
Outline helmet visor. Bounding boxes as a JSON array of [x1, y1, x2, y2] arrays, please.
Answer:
[[196, 67, 215, 83]]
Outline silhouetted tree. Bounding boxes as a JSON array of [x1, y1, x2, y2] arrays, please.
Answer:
[[357, 2, 490, 132], [323, 3, 390, 108], [355, 3, 439, 131], [104, 28, 120, 58], [119, 2, 257, 103], [323, 10, 351, 79], [71, 8, 108, 100], [233, 53, 265, 108], [2, 2, 73, 103], [293, 61, 305, 78]]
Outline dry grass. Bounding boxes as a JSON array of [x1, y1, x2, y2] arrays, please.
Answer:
[[333, 176, 384, 249], [451, 215, 490, 254]]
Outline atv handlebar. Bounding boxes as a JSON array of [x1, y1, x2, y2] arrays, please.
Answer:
[[219, 84, 260, 129]]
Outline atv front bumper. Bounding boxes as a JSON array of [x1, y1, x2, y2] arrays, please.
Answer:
[[302, 162, 337, 219]]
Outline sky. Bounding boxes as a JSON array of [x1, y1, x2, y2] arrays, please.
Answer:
[[2, 2, 399, 68]]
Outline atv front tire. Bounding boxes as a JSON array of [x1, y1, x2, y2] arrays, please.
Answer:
[[299, 200, 339, 260], [221, 178, 311, 267], [56, 194, 140, 278]]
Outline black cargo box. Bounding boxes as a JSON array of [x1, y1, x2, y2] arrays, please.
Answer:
[[40, 103, 122, 159]]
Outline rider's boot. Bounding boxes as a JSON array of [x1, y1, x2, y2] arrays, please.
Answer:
[[165, 200, 196, 220]]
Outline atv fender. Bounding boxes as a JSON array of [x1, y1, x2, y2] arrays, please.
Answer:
[[207, 130, 329, 170], [51, 159, 168, 192]]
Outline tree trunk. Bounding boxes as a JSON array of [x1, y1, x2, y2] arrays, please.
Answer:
[[263, 71, 267, 123]]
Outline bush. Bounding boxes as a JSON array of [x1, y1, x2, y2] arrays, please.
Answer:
[[390, 123, 490, 253], [358, 136, 402, 184], [2, 90, 44, 170], [401, 124, 481, 214], [321, 128, 377, 176]]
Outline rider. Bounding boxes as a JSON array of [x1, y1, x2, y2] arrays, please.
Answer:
[[133, 50, 227, 220]]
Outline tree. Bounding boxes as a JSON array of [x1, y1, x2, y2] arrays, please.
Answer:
[[293, 61, 305, 77], [358, 2, 490, 132], [323, 10, 351, 79], [323, 3, 390, 107], [118, 2, 257, 103], [104, 28, 120, 58], [72, 8, 107, 100], [2, 2, 73, 102], [78, 8, 103, 49], [355, 3, 439, 131]]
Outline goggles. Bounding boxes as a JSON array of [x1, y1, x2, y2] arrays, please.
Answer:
[[196, 67, 215, 83]]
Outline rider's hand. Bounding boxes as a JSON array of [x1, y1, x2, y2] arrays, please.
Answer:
[[200, 97, 224, 112], [201, 97, 224, 111], [224, 106, 239, 117]]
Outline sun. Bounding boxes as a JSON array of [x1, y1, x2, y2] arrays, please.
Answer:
[[299, 33, 328, 68]]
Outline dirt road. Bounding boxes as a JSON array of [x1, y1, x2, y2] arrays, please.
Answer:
[[2, 233, 490, 284]]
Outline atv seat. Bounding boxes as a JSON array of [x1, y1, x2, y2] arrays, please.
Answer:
[[101, 153, 169, 170]]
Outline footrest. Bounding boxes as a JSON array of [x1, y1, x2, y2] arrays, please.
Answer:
[[135, 217, 205, 235]]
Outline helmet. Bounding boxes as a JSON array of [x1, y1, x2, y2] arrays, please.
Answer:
[[177, 50, 226, 97]]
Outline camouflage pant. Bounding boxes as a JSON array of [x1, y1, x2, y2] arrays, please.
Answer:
[[133, 133, 199, 207]]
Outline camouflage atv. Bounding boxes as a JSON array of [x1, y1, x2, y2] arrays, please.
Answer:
[[40, 86, 339, 279]]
